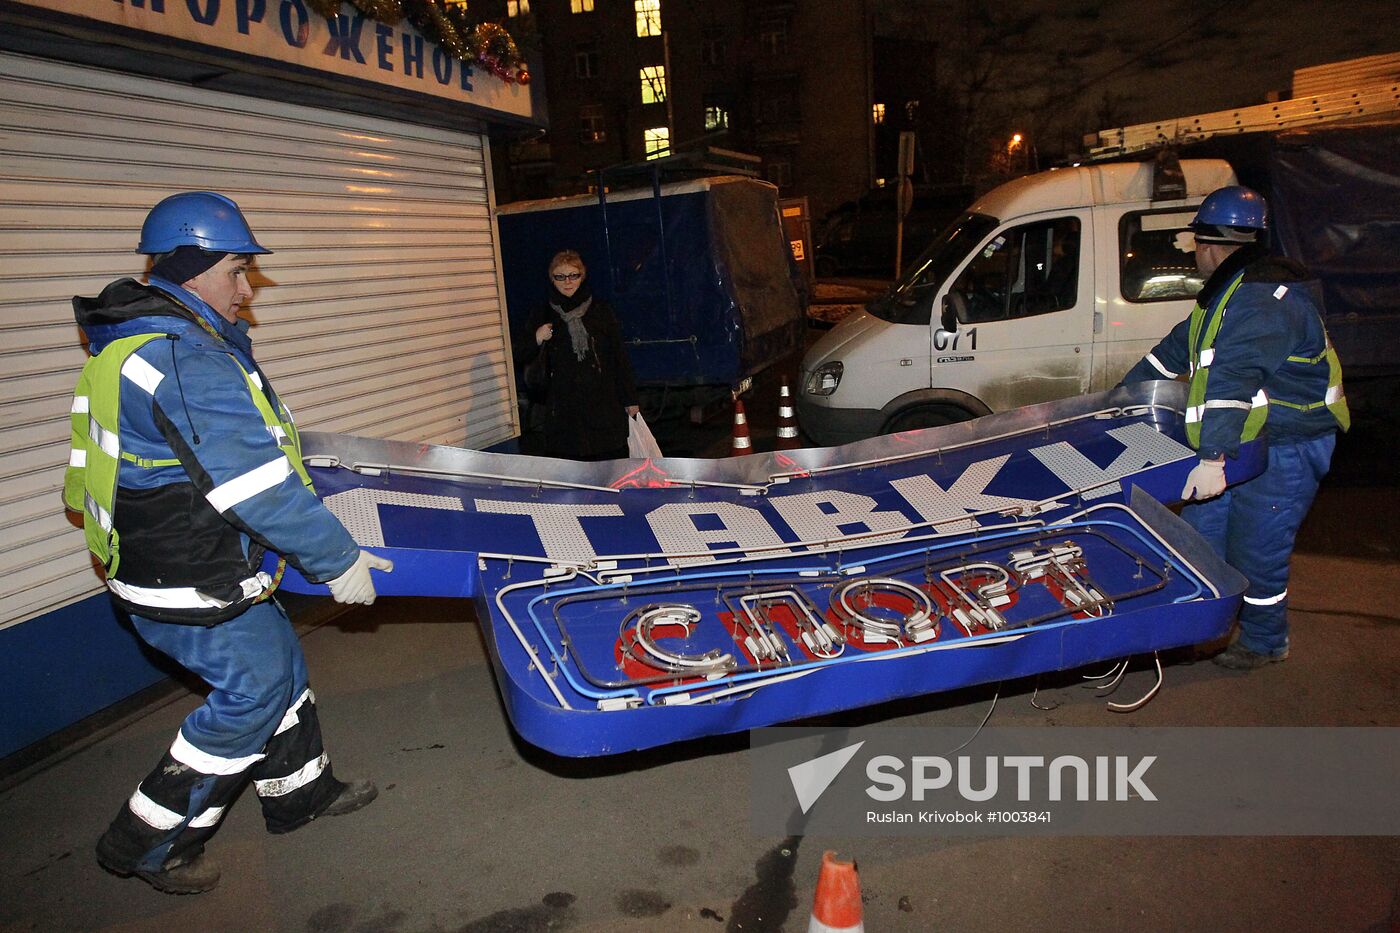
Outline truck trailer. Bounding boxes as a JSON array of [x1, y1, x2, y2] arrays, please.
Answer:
[[496, 175, 805, 416]]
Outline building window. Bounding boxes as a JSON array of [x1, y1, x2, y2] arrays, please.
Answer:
[[704, 104, 729, 132], [576, 46, 599, 79], [635, 0, 661, 37], [571, 0, 594, 11], [644, 126, 670, 160], [872, 103, 886, 125], [701, 29, 725, 66], [766, 159, 792, 188], [640, 65, 667, 104], [755, 87, 796, 125], [580, 105, 606, 145], [507, 0, 529, 16], [758, 15, 788, 56]]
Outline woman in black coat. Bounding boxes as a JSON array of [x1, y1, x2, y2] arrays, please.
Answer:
[[522, 250, 639, 460]]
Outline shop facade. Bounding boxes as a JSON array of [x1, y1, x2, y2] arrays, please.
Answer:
[[0, 0, 540, 760]]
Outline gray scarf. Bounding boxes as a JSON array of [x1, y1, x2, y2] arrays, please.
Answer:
[[552, 297, 593, 361]]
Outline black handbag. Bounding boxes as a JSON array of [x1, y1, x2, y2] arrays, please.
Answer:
[[523, 348, 550, 403]]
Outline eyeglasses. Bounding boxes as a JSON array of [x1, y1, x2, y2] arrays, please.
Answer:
[[551, 272, 583, 282]]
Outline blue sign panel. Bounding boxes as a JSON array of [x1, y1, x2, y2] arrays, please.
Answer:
[[478, 496, 1246, 756], [273, 383, 1261, 755]]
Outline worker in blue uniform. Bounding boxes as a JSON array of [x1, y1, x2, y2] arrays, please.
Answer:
[[65, 192, 394, 894], [1120, 185, 1348, 670]]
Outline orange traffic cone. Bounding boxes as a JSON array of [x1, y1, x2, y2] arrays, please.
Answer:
[[730, 398, 753, 456], [776, 379, 801, 450], [809, 850, 864, 932]]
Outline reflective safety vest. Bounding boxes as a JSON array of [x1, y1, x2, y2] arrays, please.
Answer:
[[1184, 273, 1350, 449], [62, 333, 312, 585]]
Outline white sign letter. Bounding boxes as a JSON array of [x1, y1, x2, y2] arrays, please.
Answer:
[[646, 502, 788, 565], [890, 456, 1036, 532], [322, 487, 464, 547], [474, 500, 624, 563], [768, 490, 911, 547], [1031, 423, 1192, 501]]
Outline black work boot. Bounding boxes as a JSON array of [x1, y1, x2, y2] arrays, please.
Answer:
[[321, 779, 378, 818], [1212, 643, 1289, 670], [96, 840, 221, 895]]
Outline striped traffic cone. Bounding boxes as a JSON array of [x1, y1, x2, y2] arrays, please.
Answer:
[[775, 379, 801, 450], [730, 398, 753, 456], [808, 850, 864, 932]]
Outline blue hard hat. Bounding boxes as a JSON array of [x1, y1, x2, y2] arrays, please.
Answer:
[[1190, 185, 1269, 232], [136, 191, 271, 255]]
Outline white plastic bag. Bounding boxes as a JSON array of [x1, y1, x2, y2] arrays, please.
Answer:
[[627, 412, 663, 459]]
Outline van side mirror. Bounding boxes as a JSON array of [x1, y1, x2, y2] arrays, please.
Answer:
[[941, 291, 967, 331]]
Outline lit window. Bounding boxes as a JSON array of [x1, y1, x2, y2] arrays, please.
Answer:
[[635, 0, 661, 37], [576, 46, 599, 79], [571, 0, 595, 11], [580, 105, 606, 145], [644, 127, 670, 160], [640, 65, 667, 104], [507, 0, 530, 16], [704, 105, 729, 132], [872, 103, 886, 125]]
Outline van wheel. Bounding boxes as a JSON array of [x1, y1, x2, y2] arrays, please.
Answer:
[[883, 405, 973, 434]]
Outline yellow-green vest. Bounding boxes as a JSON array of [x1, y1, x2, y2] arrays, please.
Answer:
[[62, 333, 312, 581], [1184, 273, 1350, 449]]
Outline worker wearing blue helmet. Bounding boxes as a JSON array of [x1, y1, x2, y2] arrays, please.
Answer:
[[1120, 185, 1348, 670], [65, 192, 393, 894]]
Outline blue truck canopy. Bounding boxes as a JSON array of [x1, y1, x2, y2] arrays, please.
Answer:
[[496, 175, 805, 389], [1174, 116, 1400, 376]]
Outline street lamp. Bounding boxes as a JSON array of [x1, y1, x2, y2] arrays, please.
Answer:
[[1008, 132, 1038, 173]]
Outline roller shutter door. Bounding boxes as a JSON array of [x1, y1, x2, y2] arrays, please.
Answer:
[[0, 51, 518, 628]]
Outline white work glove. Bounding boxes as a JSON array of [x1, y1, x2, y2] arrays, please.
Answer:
[[535, 323, 554, 345], [1180, 458, 1227, 502], [325, 550, 394, 605]]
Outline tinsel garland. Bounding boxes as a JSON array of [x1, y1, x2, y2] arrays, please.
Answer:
[[304, 0, 529, 84]]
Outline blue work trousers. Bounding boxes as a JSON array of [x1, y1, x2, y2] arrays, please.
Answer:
[[1182, 432, 1335, 656], [131, 600, 309, 759], [98, 600, 343, 872]]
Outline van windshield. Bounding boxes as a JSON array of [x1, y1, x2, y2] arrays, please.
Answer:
[[866, 212, 1000, 325]]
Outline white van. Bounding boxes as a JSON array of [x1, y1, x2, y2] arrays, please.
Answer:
[[797, 159, 1236, 445]]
